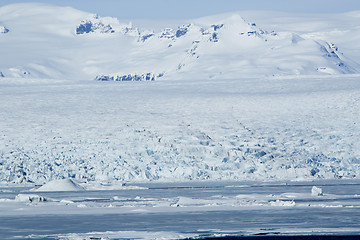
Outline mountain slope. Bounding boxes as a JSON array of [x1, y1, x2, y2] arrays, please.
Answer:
[[0, 3, 359, 80]]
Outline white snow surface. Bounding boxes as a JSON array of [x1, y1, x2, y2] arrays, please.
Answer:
[[311, 186, 324, 196], [1, 75, 360, 184], [35, 179, 85, 192], [0, 3, 360, 184], [0, 3, 359, 80]]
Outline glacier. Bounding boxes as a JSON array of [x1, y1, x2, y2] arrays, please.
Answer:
[[1, 75, 360, 184]]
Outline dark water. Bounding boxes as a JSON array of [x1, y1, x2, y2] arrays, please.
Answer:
[[1, 181, 360, 239], [1, 208, 360, 239]]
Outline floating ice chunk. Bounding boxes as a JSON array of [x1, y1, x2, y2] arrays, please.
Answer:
[[177, 196, 197, 205], [53, 230, 196, 240], [269, 200, 295, 207], [0, 25, 9, 33], [171, 196, 198, 207], [35, 179, 85, 192], [311, 186, 323, 196], [60, 199, 74, 204], [15, 194, 47, 202]]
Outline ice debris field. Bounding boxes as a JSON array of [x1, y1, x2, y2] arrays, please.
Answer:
[[1, 180, 360, 239], [1, 74, 360, 184], [1, 2, 360, 240]]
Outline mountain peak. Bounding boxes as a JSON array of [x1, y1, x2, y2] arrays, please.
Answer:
[[0, 4, 358, 80]]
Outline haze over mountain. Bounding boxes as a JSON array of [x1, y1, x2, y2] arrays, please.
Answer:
[[0, 3, 359, 81]]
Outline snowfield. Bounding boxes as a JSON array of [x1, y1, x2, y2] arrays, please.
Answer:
[[1, 2, 360, 239], [1, 75, 360, 184], [0, 3, 359, 81]]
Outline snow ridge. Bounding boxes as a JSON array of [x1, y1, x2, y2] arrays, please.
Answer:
[[0, 4, 359, 80], [95, 72, 162, 81], [75, 14, 138, 36]]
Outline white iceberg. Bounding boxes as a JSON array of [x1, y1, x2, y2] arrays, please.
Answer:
[[311, 186, 323, 196], [35, 179, 85, 192]]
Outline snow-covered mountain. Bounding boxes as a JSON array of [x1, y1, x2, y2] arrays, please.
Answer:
[[0, 3, 359, 81]]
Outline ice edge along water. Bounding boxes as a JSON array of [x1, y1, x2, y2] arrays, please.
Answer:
[[1, 180, 360, 240]]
